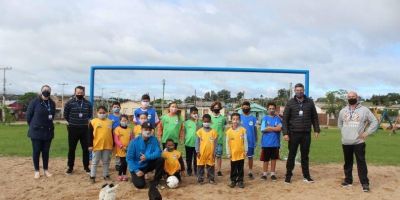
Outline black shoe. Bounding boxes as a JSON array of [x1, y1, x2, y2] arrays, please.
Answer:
[[362, 184, 370, 192], [104, 175, 110, 180], [303, 177, 314, 183], [115, 165, 120, 171], [217, 171, 223, 176], [248, 173, 254, 180], [271, 175, 277, 182], [209, 179, 217, 185], [228, 181, 236, 188], [66, 168, 73, 175], [198, 179, 204, 185], [84, 168, 90, 174], [90, 176, 95, 183], [341, 181, 352, 187], [237, 182, 244, 188], [187, 171, 193, 176], [261, 175, 267, 180], [284, 176, 291, 184]]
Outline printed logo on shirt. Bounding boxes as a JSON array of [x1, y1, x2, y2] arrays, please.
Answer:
[[148, 114, 152, 120], [249, 121, 254, 126], [209, 137, 215, 141], [175, 119, 179, 124]]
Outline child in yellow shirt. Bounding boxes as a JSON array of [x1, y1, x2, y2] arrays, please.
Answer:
[[226, 113, 247, 188], [114, 114, 134, 181], [162, 139, 185, 182], [196, 114, 218, 184], [88, 106, 114, 183], [133, 112, 148, 137]]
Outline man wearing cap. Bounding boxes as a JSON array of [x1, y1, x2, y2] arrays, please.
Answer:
[[126, 122, 164, 189]]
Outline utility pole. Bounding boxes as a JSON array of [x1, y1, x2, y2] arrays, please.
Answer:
[[1, 67, 12, 122], [194, 89, 197, 106], [58, 83, 68, 119], [162, 79, 166, 115]]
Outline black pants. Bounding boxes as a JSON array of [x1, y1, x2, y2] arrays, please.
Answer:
[[31, 139, 52, 171], [119, 157, 127, 176], [342, 143, 369, 185], [162, 143, 178, 150], [230, 159, 244, 183], [185, 146, 197, 175], [286, 132, 311, 178], [67, 126, 89, 170], [131, 157, 164, 189]]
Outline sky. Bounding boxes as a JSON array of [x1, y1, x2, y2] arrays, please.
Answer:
[[0, 0, 399, 100]]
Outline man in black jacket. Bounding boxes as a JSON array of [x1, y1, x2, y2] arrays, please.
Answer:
[[64, 86, 92, 175], [282, 83, 320, 184]]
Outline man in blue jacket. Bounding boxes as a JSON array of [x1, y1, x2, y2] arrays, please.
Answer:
[[127, 122, 164, 189]]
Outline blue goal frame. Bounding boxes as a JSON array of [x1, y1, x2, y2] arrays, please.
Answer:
[[89, 66, 310, 104]]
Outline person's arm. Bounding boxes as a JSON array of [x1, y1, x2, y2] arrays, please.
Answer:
[[243, 131, 248, 153], [310, 101, 321, 133], [254, 121, 258, 144], [63, 100, 70, 122], [145, 138, 161, 160], [282, 101, 291, 136], [225, 133, 230, 158], [87, 101, 93, 119], [126, 140, 139, 173], [365, 109, 379, 135], [87, 121, 94, 148], [338, 109, 344, 130], [26, 99, 35, 125], [113, 130, 123, 148], [178, 156, 185, 171], [179, 123, 184, 142], [195, 136, 200, 153], [154, 111, 160, 125], [261, 118, 267, 133], [157, 118, 163, 141]]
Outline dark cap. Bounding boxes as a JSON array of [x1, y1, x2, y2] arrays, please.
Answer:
[[141, 122, 154, 129]]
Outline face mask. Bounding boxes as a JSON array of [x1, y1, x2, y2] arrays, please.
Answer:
[[98, 113, 107, 119], [42, 91, 51, 98], [295, 92, 304, 98], [113, 108, 120, 113], [120, 122, 128, 127], [242, 108, 250, 114], [170, 108, 178, 113], [76, 95, 84, 100], [141, 101, 150, 108], [203, 122, 210, 128], [232, 120, 240, 126], [139, 119, 147, 125], [191, 114, 198, 119], [269, 110, 276, 115], [213, 108, 221, 114], [167, 147, 174, 152], [348, 98, 357, 105], [142, 130, 151, 137]]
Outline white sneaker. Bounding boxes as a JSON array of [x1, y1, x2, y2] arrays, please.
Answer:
[[34, 171, 40, 179], [44, 170, 52, 177]]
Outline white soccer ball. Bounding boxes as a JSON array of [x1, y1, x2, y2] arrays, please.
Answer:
[[166, 176, 179, 189]]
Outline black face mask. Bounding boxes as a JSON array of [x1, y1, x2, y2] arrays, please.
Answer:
[[213, 108, 221, 114], [348, 98, 357, 105], [242, 108, 250, 114], [76, 95, 84, 100], [42, 91, 50, 98]]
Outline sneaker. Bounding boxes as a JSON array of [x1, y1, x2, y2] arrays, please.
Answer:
[[217, 171, 223, 176], [341, 181, 352, 188], [66, 168, 73, 175], [84, 168, 91, 175], [90, 176, 96, 183], [284, 176, 291, 184], [237, 182, 244, 188], [198, 179, 205, 185], [248, 173, 254, 180], [303, 177, 314, 183], [362, 184, 370, 192], [187, 171, 192, 176], [44, 170, 52, 177], [228, 181, 236, 188], [209, 180, 217, 185], [123, 175, 129, 181], [104, 175, 111, 180], [271, 175, 277, 182], [261, 175, 267, 180], [157, 184, 166, 190], [117, 176, 123, 181], [34, 171, 40, 179]]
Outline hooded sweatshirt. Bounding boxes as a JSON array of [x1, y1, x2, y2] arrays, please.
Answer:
[[338, 103, 378, 145]]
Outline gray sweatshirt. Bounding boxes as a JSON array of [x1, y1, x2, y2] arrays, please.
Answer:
[[338, 104, 378, 145]]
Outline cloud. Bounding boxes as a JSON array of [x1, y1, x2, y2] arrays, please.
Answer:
[[0, 0, 399, 99]]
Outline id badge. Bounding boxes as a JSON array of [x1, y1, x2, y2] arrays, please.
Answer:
[[79, 113, 83, 118], [48, 115, 53, 120], [299, 110, 304, 117]]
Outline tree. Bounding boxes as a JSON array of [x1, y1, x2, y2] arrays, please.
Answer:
[[325, 90, 347, 122], [217, 89, 231, 102], [18, 92, 38, 112], [236, 91, 244, 102], [274, 88, 290, 106]]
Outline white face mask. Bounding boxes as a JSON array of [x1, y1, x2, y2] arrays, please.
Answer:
[[142, 130, 151, 137], [120, 122, 128, 127], [141, 101, 150, 108], [203, 122, 210, 128], [98, 113, 107, 119], [170, 108, 178, 113]]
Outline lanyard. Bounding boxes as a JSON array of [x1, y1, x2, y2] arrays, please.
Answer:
[[42, 100, 51, 112], [349, 106, 355, 120], [77, 99, 84, 112], [296, 98, 304, 111]]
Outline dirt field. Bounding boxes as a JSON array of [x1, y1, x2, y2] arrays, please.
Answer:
[[1, 157, 399, 200]]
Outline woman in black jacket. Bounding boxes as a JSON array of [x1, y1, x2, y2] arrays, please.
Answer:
[[26, 85, 56, 179]]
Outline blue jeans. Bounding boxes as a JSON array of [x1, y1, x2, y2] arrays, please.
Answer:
[[31, 139, 52, 171]]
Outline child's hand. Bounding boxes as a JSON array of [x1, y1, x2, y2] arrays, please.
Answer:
[[226, 154, 231, 159], [181, 170, 186, 177], [136, 170, 144, 177], [88, 147, 93, 151], [197, 153, 200, 159], [140, 153, 146, 162], [244, 152, 247, 158]]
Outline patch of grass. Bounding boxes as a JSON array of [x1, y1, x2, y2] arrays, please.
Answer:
[[0, 124, 399, 165]]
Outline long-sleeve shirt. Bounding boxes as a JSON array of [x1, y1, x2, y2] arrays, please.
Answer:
[[225, 126, 248, 161], [26, 97, 56, 140], [64, 97, 92, 127], [126, 136, 161, 173], [338, 104, 378, 145]]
